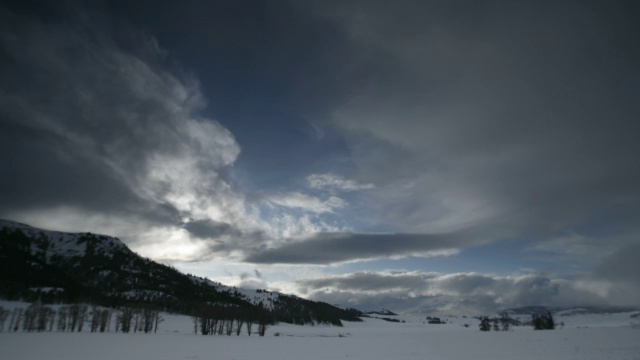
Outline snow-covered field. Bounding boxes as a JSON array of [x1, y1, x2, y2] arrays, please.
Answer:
[[2, 302, 639, 360]]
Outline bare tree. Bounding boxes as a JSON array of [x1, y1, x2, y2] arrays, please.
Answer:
[[153, 311, 162, 333], [68, 305, 78, 331], [23, 304, 36, 331], [67, 304, 88, 332], [48, 308, 56, 331], [499, 311, 511, 331], [77, 305, 88, 332], [35, 305, 54, 332], [133, 310, 141, 333], [235, 316, 245, 336], [100, 309, 112, 333], [225, 318, 234, 336], [117, 307, 135, 333], [57, 307, 68, 331], [257, 321, 268, 336], [0, 306, 9, 332], [246, 317, 253, 336], [90, 306, 101, 332], [9, 308, 19, 332], [140, 308, 161, 333]]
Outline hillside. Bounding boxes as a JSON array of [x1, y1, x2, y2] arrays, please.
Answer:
[[0, 220, 362, 325]]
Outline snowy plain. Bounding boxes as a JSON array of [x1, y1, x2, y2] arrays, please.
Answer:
[[1, 302, 639, 360]]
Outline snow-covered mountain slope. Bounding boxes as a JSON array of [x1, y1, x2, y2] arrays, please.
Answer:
[[0, 219, 363, 325], [0, 219, 129, 261]]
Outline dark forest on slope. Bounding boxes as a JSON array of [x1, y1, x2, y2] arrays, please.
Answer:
[[0, 221, 363, 326]]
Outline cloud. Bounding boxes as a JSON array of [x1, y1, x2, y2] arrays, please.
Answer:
[[297, 270, 638, 315], [0, 5, 350, 262], [183, 219, 241, 240], [595, 243, 640, 286], [307, 173, 374, 192], [2, 2, 638, 313], [245, 232, 466, 264], [0, 7, 262, 259], [264, 192, 347, 214], [301, 2, 640, 246]]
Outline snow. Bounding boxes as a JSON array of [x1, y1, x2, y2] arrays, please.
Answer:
[[187, 274, 285, 309], [2, 304, 639, 360], [0, 219, 129, 262]]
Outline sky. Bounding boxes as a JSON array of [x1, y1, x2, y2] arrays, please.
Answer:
[[1, 0, 639, 315]]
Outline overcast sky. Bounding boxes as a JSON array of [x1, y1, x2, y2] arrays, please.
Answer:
[[1, 0, 639, 315]]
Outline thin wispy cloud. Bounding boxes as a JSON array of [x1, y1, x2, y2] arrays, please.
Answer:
[[307, 173, 375, 192], [264, 192, 347, 214]]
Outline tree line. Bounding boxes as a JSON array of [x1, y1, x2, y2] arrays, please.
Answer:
[[479, 311, 557, 331], [192, 303, 273, 337], [0, 303, 161, 333]]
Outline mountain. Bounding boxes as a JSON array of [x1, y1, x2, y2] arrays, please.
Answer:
[[0, 219, 362, 325], [366, 309, 398, 316], [504, 305, 639, 316]]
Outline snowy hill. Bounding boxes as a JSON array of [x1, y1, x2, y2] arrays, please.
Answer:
[[0, 219, 362, 325], [0, 219, 129, 260]]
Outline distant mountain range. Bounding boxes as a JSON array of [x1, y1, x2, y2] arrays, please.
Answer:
[[0, 219, 363, 325], [503, 305, 639, 317]]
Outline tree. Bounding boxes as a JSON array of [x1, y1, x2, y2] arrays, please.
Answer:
[[532, 312, 555, 330], [117, 307, 135, 333], [13, 309, 23, 332], [76, 305, 88, 332], [141, 308, 159, 333], [90, 306, 101, 332], [257, 321, 268, 336], [23, 304, 36, 331], [246, 316, 254, 336], [235, 315, 245, 336], [479, 317, 491, 331], [90, 307, 112, 333], [0, 306, 10, 332], [153, 311, 162, 333], [57, 307, 68, 331], [192, 316, 198, 335], [499, 311, 511, 331], [225, 317, 234, 336], [67, 304, 88, 332], [255, 302, 272, 336], [546, 311, 555, 330]]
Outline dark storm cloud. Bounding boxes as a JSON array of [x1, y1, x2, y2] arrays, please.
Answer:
[[0, 7, 241, 238], [245, 231, 474, 264], [595, 243, 640, 285], [296, 1, 640, 255], [183, 219, 241, 240]]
